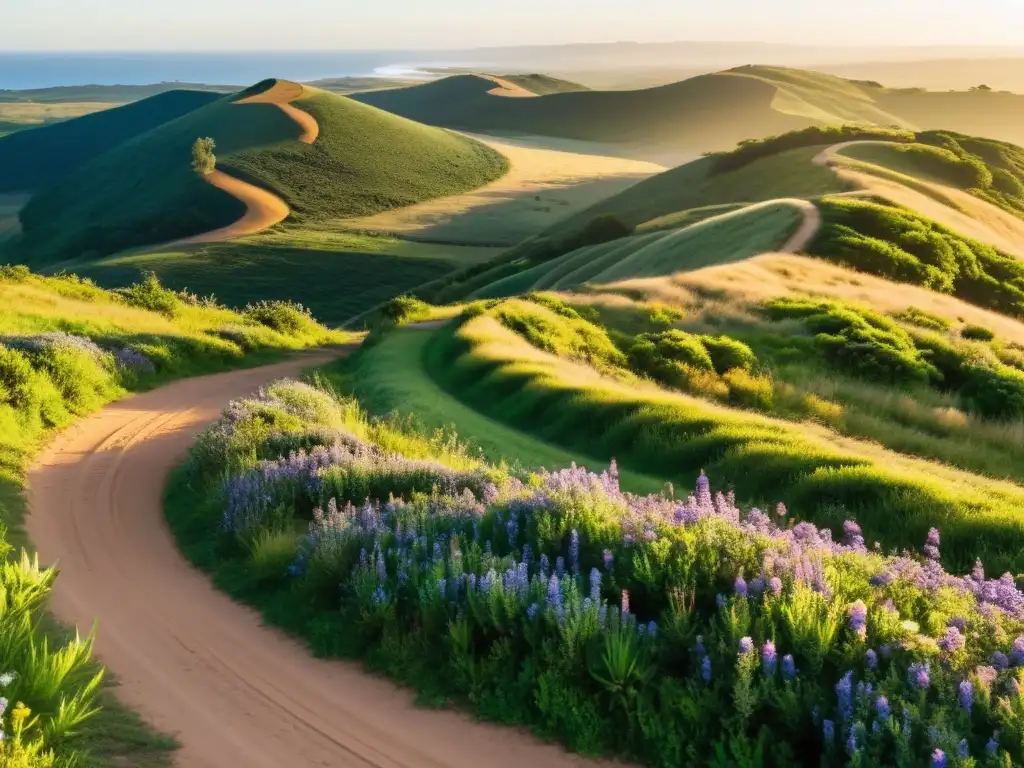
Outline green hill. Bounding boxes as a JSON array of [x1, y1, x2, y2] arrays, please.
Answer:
[[0, 90, 221, 192], [8, 79, 508, 266], [352, 65, 1024, 153], [352, 71, 814, 150]]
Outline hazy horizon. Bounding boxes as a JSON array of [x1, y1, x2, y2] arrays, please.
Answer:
[[4, 0, 1023, 51]]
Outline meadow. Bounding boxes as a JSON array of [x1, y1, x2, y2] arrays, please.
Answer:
[[0, 264, 346, 766], [167, 371, 1024, 766]]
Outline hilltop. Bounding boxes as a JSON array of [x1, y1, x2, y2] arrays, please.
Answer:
[[8, 78, 508, 265], [353, 65, 1024, 156], [0, 89, 221, 192]]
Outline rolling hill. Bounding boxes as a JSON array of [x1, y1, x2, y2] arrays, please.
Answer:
[[7, 78, 508, 266], [0, 89, 221, 192], [352, 65, 1024, 156]]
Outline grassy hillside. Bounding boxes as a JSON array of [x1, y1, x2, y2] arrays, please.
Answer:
[[353, 65, 1024, 154], [430, 143, 848, 302], [352, 71, 814, 149], [476, 201, 803, 297], [0, 90, 221, 192], [8, 79, 508, 266], [0, 83, 234, 103]]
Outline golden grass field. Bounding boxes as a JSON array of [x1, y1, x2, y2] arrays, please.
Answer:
[[341, 135, 665, 246]]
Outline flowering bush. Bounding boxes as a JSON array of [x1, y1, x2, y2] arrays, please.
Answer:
[[172, 380, 1024, 766]]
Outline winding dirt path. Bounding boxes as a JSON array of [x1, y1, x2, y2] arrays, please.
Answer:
[[779, 198, 821, 253], [162, 81, 318, 249], [26, 350, 605, 768]]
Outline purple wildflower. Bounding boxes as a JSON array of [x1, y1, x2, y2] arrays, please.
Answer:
[[646, 621, 657, 637], [555, 556, 565, 578], [568, 529, 580, 572], [958, 679, 973, 713], [847, 727, 857, 756], [621, 590, 630, 616], [931, 749, 946, 768], [992, 651, 1010, 669], [843, 520, 865, 550], [735, 575, 748, 597], [546, 575, 561, 610], [739, 636, 754, 654], [958, 740, 969, 758], [768, 577, 783, 596], [823, 719, 835, 744], [848, 600, 867, 640], [776, 502, 787, 518], [924, 528, 941, 562], [716, 593, 727, 609], [875, 695, 889, 721], [938, 626, 965, 655], [909, 662, 931, 690], [781, 654, 796, 680], [866, 649, 878, 670], [987, 734, 999, 755], [762, 640, 777, 678], [836, 671, 854, 723], [701, 655, 711, 683], [1013, 635, 1024, 665], [602, 549, 614, 570], [589, 568, 602, 602], [694, 635, 706, 656]]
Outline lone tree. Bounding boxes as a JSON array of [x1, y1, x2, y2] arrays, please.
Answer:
[[191, 137, 216, 175]]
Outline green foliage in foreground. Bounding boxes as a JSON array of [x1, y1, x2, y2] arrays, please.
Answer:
[[169, 377, 1024, 767], [421, 303, 1024, 573], [811, 197, 1024, 317], [0, 265, 344, 765]]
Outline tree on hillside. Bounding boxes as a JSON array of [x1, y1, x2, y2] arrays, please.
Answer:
[[970, 84, 993, 92], [191, 137, 216, 175]]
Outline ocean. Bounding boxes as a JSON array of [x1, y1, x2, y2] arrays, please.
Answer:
[[0, 52, 464, 90]]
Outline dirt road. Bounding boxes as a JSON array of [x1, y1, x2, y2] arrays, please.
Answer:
[[26, 350, 602, 768], [169, 169, 291, 246]]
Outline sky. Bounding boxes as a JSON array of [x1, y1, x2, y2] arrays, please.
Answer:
[[4, 0, 1023, 51]]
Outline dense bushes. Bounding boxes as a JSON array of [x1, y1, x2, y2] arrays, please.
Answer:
[[244, 299, 317, 336], [173, 378, 1024, 766], [711, 124, 914, 174], [763, 298, 938, 386], [811, 197, 1024, 317]]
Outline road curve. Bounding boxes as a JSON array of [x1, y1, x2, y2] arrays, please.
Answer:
[[26, 350, 603, 768]]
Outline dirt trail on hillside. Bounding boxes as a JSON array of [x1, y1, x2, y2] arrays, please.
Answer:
[[814, 140, 1024, 258], [236, 80, 319, 143], [779, 198, 821, 252], [160, 81, 318, 249], [169, 170, 290, 245], [26, 350, 608, 768]]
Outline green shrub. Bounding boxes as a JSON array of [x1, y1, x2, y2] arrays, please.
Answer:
[[699, 335, 756, 374], [811, 197, 1024, 318], [244, 300, 316, 336], [116, 271, 181, 317], [892, 306, 951, 331], [961, 324, 995, 341], [246, 528, 300, 586], [577, 213, 633, 245], [0, 265, 31, 283], [493, 299, 626, 371], [0, 347, 40, 410], [378, 295, 432, 325], [762, 297, 938, 386], [191, 137, 216, 175]]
